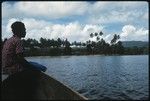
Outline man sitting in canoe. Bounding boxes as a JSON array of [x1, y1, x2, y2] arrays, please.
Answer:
[[2, 21, 46, 76]]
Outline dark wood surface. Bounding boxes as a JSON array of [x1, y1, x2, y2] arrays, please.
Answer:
[[2, 69, 87, 100]]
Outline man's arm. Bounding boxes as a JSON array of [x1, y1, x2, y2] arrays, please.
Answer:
[[15, 39, 33, 69], [16, 53, 32, 69]]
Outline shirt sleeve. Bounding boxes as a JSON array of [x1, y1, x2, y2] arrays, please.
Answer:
[[16, 39, 24, 54]]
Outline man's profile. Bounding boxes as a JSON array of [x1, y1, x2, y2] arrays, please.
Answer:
[[2, 21, 47, 100], [2, 21, 32, 75]]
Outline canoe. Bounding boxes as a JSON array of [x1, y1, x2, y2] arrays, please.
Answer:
[[2, 69, 88, 100]]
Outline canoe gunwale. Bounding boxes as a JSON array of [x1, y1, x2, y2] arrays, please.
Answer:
[[2, 70, 88, 100], [42, 72, 88, 100]]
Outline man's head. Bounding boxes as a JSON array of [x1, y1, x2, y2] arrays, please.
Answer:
[[11, 21, 26, 38]]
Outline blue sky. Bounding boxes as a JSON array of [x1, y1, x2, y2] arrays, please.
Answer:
[[2, 1, 149, 43]]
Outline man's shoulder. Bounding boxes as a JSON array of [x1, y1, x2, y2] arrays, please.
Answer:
[[5, 36, 21, 45], [13, 36, 21, 40], [10, 36, 22, 43]]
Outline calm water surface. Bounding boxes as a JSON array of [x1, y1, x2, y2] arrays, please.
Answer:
[[26, 55, 149, 100]]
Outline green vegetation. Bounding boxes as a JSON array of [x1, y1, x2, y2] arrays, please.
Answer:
[[2, 31, 149, 56]]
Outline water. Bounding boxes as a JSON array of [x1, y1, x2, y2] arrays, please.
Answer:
[[26, 55, 149, 100]]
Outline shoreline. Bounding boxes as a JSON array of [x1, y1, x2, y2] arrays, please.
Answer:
[[25, 54, 149, 58]]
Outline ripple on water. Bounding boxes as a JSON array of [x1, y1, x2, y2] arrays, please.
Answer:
[[77, 88, 87, 94], [89, 89, 99, 95], [27, 55, 148, 100], [117, 91, 133, 100]]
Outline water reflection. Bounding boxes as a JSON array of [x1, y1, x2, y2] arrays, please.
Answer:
[[26, 55, 148, 100]]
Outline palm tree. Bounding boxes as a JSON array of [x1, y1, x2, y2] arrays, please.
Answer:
[[99, 31, 103, 36], [96, 36, 100, 41], [111, 34, 119, 44], [95, 32, 98, 36], [86, 40, 91, 44], [90, 33, 94, 38], [116, 41, 124, 54], [117, 35, 120, 40], [57, 38, 62, 47]]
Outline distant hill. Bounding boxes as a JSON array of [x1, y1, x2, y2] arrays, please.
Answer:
[[122, 41, 149, 47]]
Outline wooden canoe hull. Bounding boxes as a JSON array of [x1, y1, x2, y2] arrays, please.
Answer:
[[2, 69, 87, 100]]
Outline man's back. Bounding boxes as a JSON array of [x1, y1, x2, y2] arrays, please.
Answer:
[[2, 35, 24, 75]]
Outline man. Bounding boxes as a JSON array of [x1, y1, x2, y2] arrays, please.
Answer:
[[2, 21, 48, 100], [2, 21, 32, 75]]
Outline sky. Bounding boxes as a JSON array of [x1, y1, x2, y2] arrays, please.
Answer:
[[2, 1, 149, 43]]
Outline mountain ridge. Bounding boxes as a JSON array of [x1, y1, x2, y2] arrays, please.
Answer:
[[122, 41, 148, 47]]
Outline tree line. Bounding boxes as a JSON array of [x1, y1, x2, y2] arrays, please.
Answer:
[[2, 31, 148, 56]]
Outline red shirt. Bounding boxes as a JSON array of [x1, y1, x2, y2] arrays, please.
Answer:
[[2, 35, 24, 75]]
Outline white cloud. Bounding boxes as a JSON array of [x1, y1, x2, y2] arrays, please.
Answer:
[[22, 18, 51, 31], [88, 8, 145, 25], [135, 28, 148, 36], [2, 1, 148, 42], [104, 34, 113, 43], [121, 25, 136, 37], [120, 25, 148, 41], [3, 18, 52, 40], [2, 18, 104, 42], [2, 18, 148, 42], [3, 1, 148, 23], [92, 1, 147, 10], [6, 18, 19, 33], [87, 1, 148, 25], [2, 25, 11, 39], [89, 13, 130, 24], [2, 1, 89, 19], [2, 1, 148, 26], [143, 12, 148, 20], [80, 24, 104, 42], [2, 2, 12, 19]]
